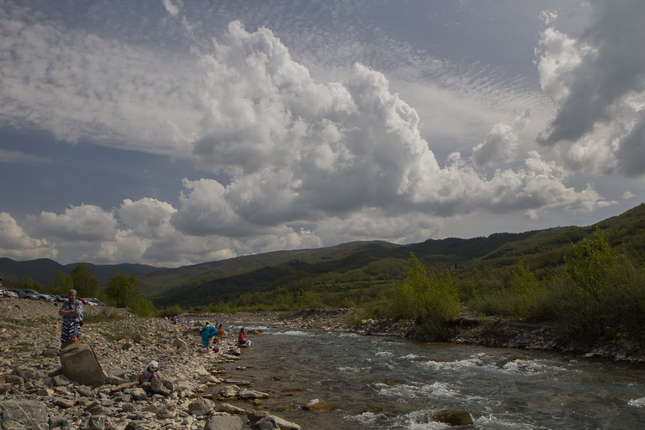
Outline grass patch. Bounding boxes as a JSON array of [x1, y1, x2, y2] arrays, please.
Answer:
[[10, 342, 33, 352], [84, 311, 123, 324], [277, 310, 296, 321], [101, 318, 145, 341]]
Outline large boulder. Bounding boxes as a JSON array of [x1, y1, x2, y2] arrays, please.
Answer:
[[188, 398, 215, 416], [59, 342, 105, 387], [12, 365, 39, 381], [253, 417, 280, 430], [432, 409, 474, 426], [0, 400, 49, 430], [302, 398, 334, 412], [219, 385, 239, 398], [203, 415, 245, 430]]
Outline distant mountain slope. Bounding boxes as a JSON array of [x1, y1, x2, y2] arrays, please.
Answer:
[[0, 258, 158, 288], [0, 258, 67, 286], [138, 241, 399, 296], [149, 232, 548, 308]]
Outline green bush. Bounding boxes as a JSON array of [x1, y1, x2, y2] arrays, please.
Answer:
[[130, 298, 156, 317], [466, 289, 519, 317], [389, 253, 461, 321], [553, 229, 645, 348]]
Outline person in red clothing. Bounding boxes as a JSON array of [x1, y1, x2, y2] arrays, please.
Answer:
[[238, 327, 251, 347]]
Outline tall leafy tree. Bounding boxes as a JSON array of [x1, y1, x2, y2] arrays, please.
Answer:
[[54, 270, 74, 294], [70, 263, 100, 298], [105, 268, 139, 308]]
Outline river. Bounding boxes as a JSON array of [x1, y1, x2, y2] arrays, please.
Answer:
[[209, 324, 645, 429]]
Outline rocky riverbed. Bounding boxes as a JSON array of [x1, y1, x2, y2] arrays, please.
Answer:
[[1, 299, 642, 430]]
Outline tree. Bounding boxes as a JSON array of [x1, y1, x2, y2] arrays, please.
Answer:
[[54, 270, 74, 295], [20, 275, 41, 290], [390, 253, 461, 321], [70, 263, 100, 298], [104, 268, 139, 308]]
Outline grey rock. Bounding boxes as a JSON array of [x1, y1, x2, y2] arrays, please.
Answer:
[[150, 378, 171, 396], [238, 389, 269, 399], [302, 398, 333, 412], [53, 374, 74, 386], [218, 403, 246, 415], [88, 415, 110, 430], [226, 348, 242, 356], [55, 398, 75, 409], [155, 404, 176, 419], [5, 375, 24, 385], [41, 348, 58, 358], [203, 415, 246, 430], [130, 387, 147, 400], [0, 383, 12, 394], [432, 409, 474, 426], [218, 385, 239, 398], [76, 385, 94, 397], [12, 366, 39, 381], [273, 416, 301, 430], [188, 398, 214, 416], [253, 417, 280, 430], [121, 403, 136, 412], [49, 415, 69, 428], [59, 342, 105, 387], [172, 338, 187, 348], [246, 409, 271, 427], [0, 400, 49, 430], [85, 400, 103, 415]]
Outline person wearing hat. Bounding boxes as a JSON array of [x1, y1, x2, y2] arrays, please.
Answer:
[[58, 289, 84, 349], [138, 361, 161, 384]]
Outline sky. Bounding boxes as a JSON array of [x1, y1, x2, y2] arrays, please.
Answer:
[[1, 0, 644, 268]]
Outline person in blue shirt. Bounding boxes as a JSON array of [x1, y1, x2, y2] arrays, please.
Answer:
[[184, 322, 219, 353]]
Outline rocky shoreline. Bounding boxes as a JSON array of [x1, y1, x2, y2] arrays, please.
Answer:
[[1, 299, 642, 430]]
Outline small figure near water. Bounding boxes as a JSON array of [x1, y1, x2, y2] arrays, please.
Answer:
[[238, 327, 251, 347], [217, 323, 226, 337], [58, 289, 84, 349], [138, 360, 161, 384], [184, 322, 220, 353], [173, 315, 178, 324]]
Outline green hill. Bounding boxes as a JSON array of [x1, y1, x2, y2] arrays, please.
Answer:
[[148, 203, 645, 309]]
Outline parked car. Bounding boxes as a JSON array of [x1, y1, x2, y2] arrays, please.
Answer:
[[86, 298, 106, 306], [78, 297, 89, 305], [16, 289, 39, 299], [37, 293, 55, 302], [4, 289, 19, 298], [0, 288, 9, 297], [54, 295, 67, 302]]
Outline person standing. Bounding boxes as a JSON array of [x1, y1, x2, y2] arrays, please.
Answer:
[[59, 289, 84, 349]]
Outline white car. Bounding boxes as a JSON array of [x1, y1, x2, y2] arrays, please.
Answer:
[[37, 293, 55, 302], [4, 289, 19, 298]]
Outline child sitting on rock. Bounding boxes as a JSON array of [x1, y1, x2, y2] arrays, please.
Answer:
[[138, 361, 161, 384]]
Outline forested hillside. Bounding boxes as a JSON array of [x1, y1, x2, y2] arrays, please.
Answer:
[[149, 203, 645, 310]]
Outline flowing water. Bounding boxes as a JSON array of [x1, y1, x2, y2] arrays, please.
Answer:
[[211, 325, 645, 429]]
